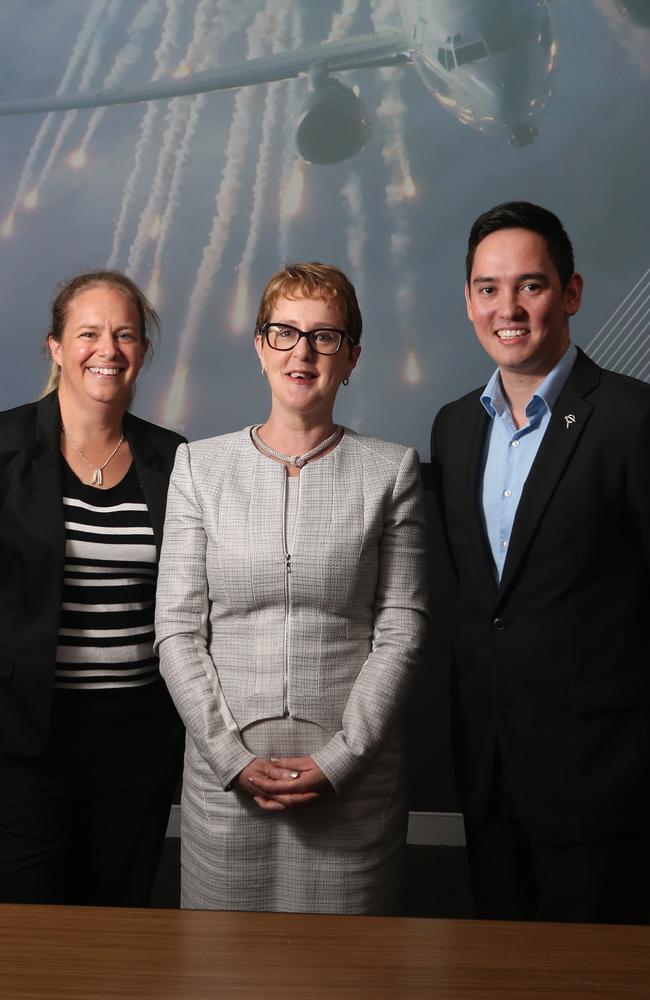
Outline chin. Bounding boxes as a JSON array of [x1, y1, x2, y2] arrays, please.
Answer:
[[88, 386, 129, 406]]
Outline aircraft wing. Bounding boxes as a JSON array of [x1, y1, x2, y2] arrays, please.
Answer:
[[0, 30, 410, 117]]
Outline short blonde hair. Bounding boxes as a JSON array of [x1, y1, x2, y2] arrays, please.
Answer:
[[255, 262, 362, 345], [41, 270, 159, 397]]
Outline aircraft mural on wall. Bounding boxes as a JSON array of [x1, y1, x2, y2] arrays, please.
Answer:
[[0, 0, 557, 158], [0, 0, 647, 447]]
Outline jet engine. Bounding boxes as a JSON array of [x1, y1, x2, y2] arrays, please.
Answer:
[[295, 76, 373, 165]]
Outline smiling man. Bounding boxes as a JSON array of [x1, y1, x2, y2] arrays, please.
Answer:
[[430, 201, 650, 923]]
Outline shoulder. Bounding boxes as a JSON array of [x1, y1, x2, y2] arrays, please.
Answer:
[[569, 350, 650, 429], [591, 366, 650, 410], [0, 397, 39, 430], [341, 430, 421, 492], [184, 427, 250, 461], [173, 427, 251, 477], [433, 385, 484, 431], [125, 411, 186, 453], [0, 398, 41, 452], [342, 428, 417, 467]]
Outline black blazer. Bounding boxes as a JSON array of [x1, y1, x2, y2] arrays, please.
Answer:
[[0, 391, 186, 759], [431, 349, 650, 843]]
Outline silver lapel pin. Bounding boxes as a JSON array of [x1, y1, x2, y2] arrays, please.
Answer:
[[564, 413, 576, 429]]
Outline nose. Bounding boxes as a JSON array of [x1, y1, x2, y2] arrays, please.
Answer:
[[498, 289, 526, 321], [291, 332, 316, 359], [95, 329, 119, 356]]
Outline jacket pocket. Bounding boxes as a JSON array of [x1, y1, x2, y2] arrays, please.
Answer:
[[570, 670, 650, 715]]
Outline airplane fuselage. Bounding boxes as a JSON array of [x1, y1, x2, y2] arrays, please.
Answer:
[[397, 0, 556, 144]]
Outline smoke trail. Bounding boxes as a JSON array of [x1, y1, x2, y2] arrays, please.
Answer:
[[278, 5, 306, 261], [127, 0, 259, 280], [124, 0, 216, 277], [3, 0, 107, 231], [163, 4, 277, 426], [369, 0, 399, 27], [329, 1, 367, 432], [276, 0, 360, 262], [594, 0, 650, 78], [231, 0, 292, 334], [340, 171, 367, 299], [107, 0, 185, 268], [30, 0, 124, 196], [143, 0, 262, 298], [370, 0, 417, 215], [71, 0, 163, 167], [327, 0, 361, 43], [369, 0, 422, 386]]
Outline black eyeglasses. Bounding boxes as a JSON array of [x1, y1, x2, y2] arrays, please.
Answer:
[[261, 322, 354, 356]]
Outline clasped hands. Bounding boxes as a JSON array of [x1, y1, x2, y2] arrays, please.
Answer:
[[236, 755, 332, 811]]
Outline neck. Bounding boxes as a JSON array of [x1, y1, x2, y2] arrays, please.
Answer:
[[498, 370, 545, 429], [498, 341, 571, 428], [260, 408, 337, 455], [57, 387, 125, 445]]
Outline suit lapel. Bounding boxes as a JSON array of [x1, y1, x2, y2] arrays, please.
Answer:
[[125, 415, 167, 553], [496, 350, 600, 603], [33, 393, 65, 576], [458, 398, 499, 596]]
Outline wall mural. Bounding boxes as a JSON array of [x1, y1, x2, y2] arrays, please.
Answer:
[[1, 0, 648, 454]]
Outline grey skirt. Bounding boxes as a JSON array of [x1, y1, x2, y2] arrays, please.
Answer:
[[180, 716, 408, 914]]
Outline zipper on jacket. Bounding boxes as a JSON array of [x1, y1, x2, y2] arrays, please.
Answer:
[[281, 475, 291, 716]]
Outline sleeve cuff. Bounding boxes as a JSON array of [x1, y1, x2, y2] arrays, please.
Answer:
[[311, 733, 365, 793]]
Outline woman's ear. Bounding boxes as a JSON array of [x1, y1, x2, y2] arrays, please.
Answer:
[[48, 335, 62, 366], [254, 333, 264, 369]]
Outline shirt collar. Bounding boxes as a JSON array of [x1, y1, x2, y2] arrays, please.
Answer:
[[480, 343, 577, 420]]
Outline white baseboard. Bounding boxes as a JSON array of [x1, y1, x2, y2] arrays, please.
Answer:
[[166, 806, 466, 846], [406, 810, 466, 846]]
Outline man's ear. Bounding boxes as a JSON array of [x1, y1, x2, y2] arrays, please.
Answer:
[[464, 282, 474, 323], [565, 272, 583, 318]]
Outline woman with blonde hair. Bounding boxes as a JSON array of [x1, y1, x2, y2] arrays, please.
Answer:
[[0, 270, 184, 905], [156, 262, 428, 913]]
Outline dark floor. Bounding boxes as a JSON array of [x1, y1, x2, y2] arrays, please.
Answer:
[[150, 840, 474, 918]]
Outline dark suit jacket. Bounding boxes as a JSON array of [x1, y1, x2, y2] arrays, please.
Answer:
[[431, 348, 650, 844], [0, 391, 186, 759]]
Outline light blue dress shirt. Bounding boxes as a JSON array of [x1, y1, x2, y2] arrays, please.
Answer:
[[480, 344, 577, 580]]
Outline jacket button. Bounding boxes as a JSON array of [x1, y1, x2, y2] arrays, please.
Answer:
[[492, 617, 505, 630]]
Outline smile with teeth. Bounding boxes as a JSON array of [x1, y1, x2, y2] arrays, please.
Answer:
[[286, 370, 316, 380], [496, 329, 530, 340], [87, 366, 123, 375]]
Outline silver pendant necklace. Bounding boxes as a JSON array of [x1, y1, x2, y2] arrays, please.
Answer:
[[62, 426, 124, 486], [251, 424, 342, 469]]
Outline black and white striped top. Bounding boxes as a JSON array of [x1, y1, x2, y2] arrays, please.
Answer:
[[55, 461, 159, 691]]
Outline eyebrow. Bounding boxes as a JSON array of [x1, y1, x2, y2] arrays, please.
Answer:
[[74, 323, 136, 330], [471, 271, 549, 286], [270, 319, 342, 329]]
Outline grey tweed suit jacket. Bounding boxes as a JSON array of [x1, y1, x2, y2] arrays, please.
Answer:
[[155, 427, 428, 792]]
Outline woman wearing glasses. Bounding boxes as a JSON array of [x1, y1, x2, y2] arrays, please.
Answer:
[[155, 262, 428, 913]]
